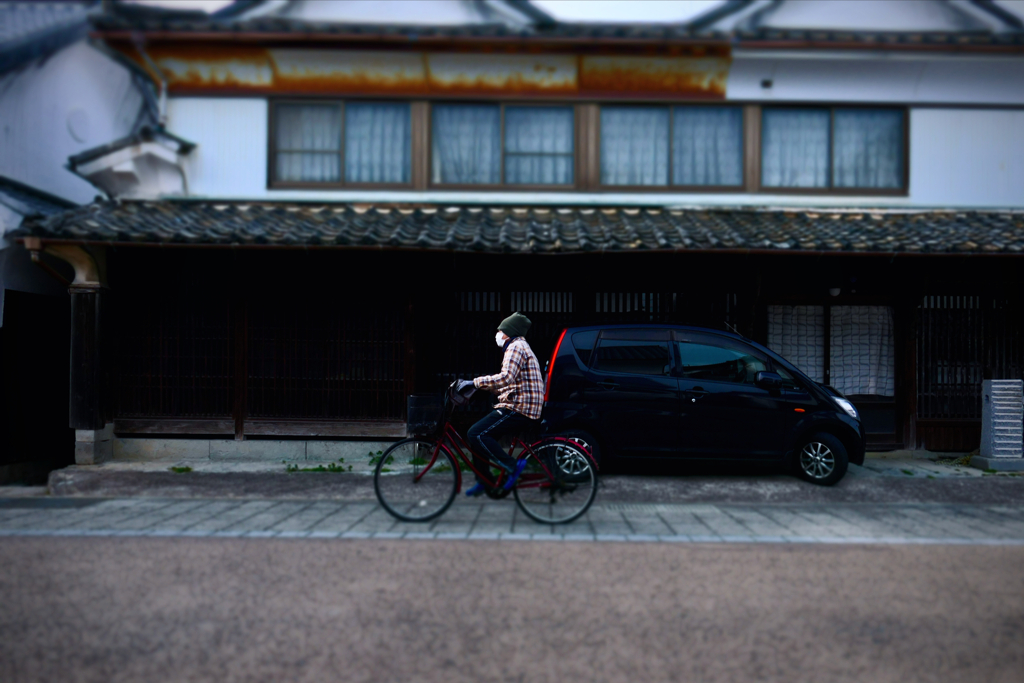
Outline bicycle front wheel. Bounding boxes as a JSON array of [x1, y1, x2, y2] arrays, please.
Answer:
[[513, 439, 597, 525], [374, 438, 459, 523]]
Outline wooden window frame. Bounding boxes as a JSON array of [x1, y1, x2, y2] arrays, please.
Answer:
[[427, 101, 579, 191], [595, 102, 748, 193], [267, 99, 910, 197], [759, 105, 910, 197], [267, 99, 416, 190]]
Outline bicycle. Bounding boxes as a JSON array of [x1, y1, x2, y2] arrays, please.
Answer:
[[373, 381, 598, 525]]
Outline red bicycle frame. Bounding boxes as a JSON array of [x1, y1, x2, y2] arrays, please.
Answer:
[[415, 415, 596, 494]]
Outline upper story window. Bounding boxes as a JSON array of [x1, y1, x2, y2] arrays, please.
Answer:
[[272, 101, 412, 186], [600, 105, 744, 188], [431, 104, 574, 186], [761, 107, 905, 191], [267, 99, 906, 196]]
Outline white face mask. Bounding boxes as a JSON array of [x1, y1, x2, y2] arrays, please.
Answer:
[[495, 332, 507, 348]]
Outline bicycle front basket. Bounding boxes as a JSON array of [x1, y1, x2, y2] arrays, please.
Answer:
[[407, 394, 443, 436]]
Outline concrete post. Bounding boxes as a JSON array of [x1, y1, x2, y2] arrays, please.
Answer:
[[974, 379, 1024, 471], [75, 424, 114, 465]]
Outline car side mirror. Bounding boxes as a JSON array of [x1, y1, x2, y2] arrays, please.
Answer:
[[756, 371, 783, 390]]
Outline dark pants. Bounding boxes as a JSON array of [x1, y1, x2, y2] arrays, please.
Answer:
[[467, 409, 535, 484]]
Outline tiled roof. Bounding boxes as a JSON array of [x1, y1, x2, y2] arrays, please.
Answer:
[[0, 1, 91, 44], [15, 202, 1024, 255], [0, 176, 75, 219], [0, 1, 93, 74], [91, 14, 703, 42], [68, 126, 196, 168], [728, 27, 1024, 47], [89, 13, 1024, 48]]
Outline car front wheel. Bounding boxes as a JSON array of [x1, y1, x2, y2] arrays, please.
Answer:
[[793, 432, 848, 486]]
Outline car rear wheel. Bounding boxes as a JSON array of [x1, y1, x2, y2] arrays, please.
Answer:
[[557, 430, 601, 472], [794, 432, 848, 486]]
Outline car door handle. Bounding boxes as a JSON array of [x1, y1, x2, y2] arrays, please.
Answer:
[[685, 389, 709, 402], [596, 381, 619, 389]]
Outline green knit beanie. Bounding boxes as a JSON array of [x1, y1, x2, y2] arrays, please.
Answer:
[[498, 312, 531, 339]]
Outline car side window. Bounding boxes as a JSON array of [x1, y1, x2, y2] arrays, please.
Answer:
[[571, 330, 599, 366], [676, 341, 767, 385], [593, 338, 672, 376], [774, 365, 804, 391]]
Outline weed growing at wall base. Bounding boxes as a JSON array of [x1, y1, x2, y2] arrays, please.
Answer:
[[285, 458, 352, 473]]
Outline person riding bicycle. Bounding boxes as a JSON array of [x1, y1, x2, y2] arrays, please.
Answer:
[[464, 312, 543, 497]]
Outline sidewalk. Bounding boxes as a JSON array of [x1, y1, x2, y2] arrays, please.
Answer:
[[46, 449, 1020, 478], [0, 449, 1012, 507], [46, 448, 1008, 478], [1, 451, 1021, 546]]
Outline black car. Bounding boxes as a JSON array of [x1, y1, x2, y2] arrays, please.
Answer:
[[541, 324, 865, 486]]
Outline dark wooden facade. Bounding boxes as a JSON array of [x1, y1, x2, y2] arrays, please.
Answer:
[[100, 246, 1023, 452], [0, 290, 74, 481]]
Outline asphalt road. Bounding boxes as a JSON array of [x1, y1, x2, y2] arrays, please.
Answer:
[[2, 537, 1022, 683]]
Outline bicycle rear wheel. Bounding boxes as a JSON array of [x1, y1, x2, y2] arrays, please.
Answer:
[[513, 440, 597, 524], [374, 438, 459, 523]]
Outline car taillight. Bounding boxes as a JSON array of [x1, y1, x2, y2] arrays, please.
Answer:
[[544, 328, 567, 403]]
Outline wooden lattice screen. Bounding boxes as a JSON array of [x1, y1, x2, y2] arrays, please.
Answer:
[[917, 296, 1023, 420], [115, 281, 406, 423], [115, 279, 233, 419], [246, 301, 405, 421], [595, 291, 740, 331], [116, 279, 742, 427]]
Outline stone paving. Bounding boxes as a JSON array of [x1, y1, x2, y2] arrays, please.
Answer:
[[2, 496, 1023, 545]]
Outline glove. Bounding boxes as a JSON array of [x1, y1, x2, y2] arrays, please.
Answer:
[[456, 379, 476, 394]]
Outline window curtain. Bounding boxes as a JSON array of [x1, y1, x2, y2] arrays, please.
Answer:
[[761, 109, 830, 188], [600, 106, 669, 186], [345, 102, 411, 184], [431, 104, 501, 184], [768, 305, 825, 383], [275, 104, 341, 182], [504, 106, 574, 185], [833, 109, 903, 189], [830, 306, 895, 397], [672, 106, 743, 186]]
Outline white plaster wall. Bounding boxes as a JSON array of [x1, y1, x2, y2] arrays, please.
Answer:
[[908, 108, 1024, 208], [0, 41, 145, 205], [170, 97, 1024, 210], [0, 242, 70, 327], [167, 98, 269, 199], [728, 52, 1024, 105], [0, 207, 70, 328], [278, 0, 527, 26], [758, 0, 993, 32], [699, 0, 1023, 34]]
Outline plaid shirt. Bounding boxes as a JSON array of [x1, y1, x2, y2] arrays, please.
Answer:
[[474, 337, 544, 420]]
